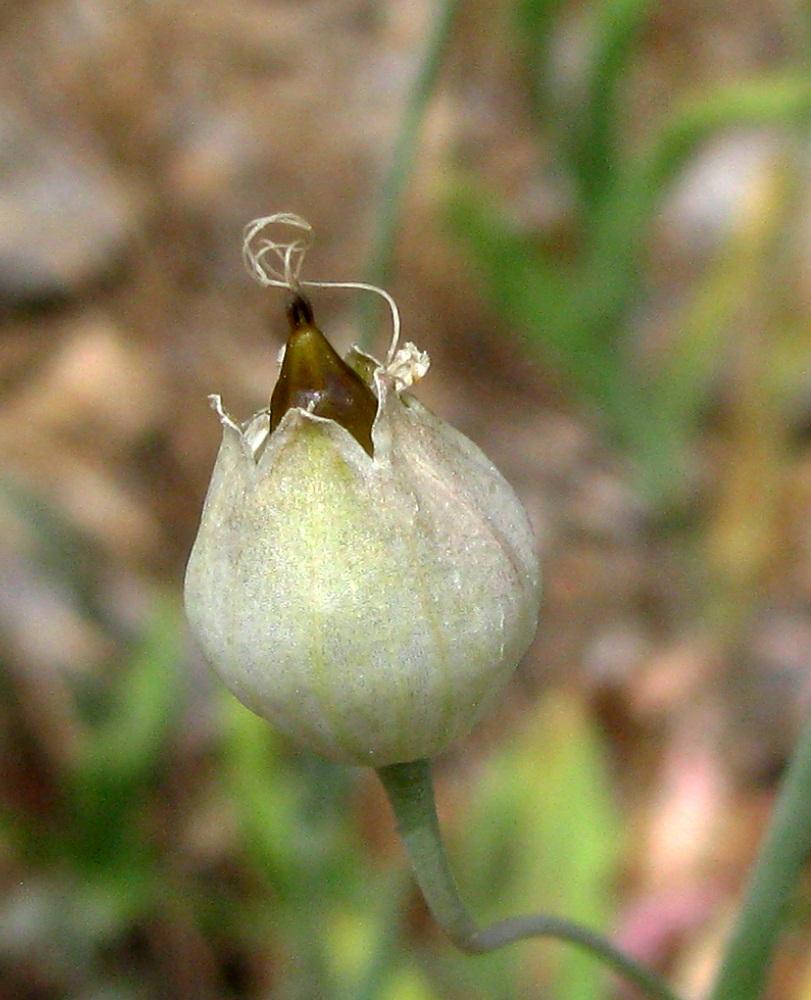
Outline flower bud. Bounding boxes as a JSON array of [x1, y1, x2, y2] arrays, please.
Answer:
[[184, 295, 540, 766]]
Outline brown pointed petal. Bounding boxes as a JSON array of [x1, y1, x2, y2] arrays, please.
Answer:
[[269, 314, 377, 456]]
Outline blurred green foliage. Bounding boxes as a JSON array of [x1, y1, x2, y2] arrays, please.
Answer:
[[0, 591, 183, 996], [453, 0, 811, 506]]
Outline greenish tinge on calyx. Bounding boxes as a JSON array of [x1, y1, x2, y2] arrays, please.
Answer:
[[269, 293, 378, 456]]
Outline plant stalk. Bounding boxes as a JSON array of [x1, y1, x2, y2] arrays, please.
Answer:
[[709, 703, 811, 1000], [357, 0, 462, 349], [377, 758, 682, 1000]]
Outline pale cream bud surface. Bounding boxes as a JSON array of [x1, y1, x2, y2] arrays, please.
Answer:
[[185, 340, 541, 766]]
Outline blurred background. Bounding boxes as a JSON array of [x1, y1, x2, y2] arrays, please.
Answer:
[[2, 1, 811, 998]]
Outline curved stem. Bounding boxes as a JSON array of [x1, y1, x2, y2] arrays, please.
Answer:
[[708, 702, 811, 1000], [377, 759, 682, 1000]]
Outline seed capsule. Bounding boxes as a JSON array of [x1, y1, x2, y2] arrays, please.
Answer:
[[184, 300, 541, 766]]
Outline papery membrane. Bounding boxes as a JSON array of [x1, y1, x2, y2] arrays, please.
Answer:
[[185, 365, 540, 766]]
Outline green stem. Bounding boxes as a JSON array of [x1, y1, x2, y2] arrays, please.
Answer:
[[357, 0, 462, 349], [709, 703, 811, 1000], [377, 759, 682, 1000]]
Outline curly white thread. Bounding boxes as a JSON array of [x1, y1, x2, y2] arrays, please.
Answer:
[[242, 214, 313, 290], [242, 213, 406, 367]]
